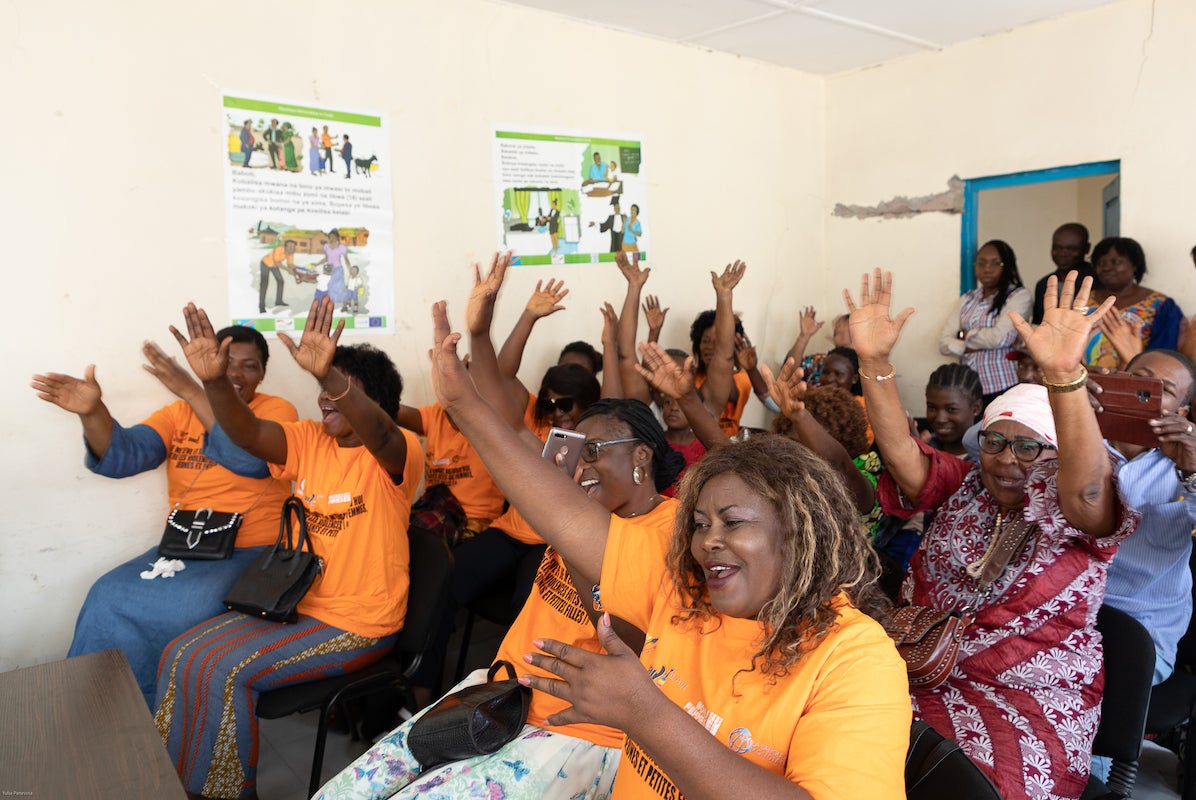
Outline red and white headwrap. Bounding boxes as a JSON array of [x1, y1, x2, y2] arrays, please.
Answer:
[[982, 383, 1058, 446]]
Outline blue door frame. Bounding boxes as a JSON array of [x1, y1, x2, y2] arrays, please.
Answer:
[[960, 160, 1120, 291]]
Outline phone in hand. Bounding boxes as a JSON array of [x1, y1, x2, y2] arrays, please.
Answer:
[[542, 427, 586, 477], [1090, 372, 1164, 447]]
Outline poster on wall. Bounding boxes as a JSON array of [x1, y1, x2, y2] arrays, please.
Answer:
[[493, 129, 646, 266], [222, 92, 393, 334]]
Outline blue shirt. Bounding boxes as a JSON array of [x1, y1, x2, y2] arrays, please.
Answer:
[[1108, 446, 1196, 674], [588, 162, 606, 181]]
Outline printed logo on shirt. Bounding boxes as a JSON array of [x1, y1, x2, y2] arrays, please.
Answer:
[[624, 738, 682, 800], [425, 462, 474, 487], [169, 442, 211, 471], [533, 554, 589, 625], [683, 700, 723, 736], [647, 662, 688, 691], [306, 494, 368, 539], [727, 727, 784, 766], [642, 635, 659, 657]]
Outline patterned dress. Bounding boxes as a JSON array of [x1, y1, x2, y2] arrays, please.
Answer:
[[878, 440, 1138, 800], [1084, 291, 1183, 370]]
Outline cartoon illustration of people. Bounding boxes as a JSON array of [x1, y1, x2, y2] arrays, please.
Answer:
[[339, 134, 352, 179], [546, 199, 561, 255], [346, 265, 364, 313], [590, 197, 626, 252], [265, 119, 282, 169], [259, 239, 296, 312], [584, 151, 606, 184], [239, 120, 255, 168], [312, 229, 354, 311], [321, 126, 333, 174], [309, 127, 324, 176], [622, 203, 642, 263]]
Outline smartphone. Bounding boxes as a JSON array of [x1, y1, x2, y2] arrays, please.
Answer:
[[542, 427, 586, 477], [1090, 372, 1164, 447]]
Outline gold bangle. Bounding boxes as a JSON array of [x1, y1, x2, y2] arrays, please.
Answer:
[[326, 376, 352, 402], [1043, 365, 1088, 394], [858, 365, 896, 382]]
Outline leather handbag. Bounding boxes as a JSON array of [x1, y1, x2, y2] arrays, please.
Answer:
[[159, 508, 242, 560], [885, 606, 973, 690], [407, 660, 532, 769], [888, 515, 1037, 690], [223, 496, 322, 623]]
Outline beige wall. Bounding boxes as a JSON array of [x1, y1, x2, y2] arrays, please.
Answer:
[[826, 0, 1194, 412], [0, 0, 825, 669]]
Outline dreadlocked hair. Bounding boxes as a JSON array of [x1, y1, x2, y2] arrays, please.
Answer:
[[925, 363, 982, 406], [668, 435, 891, 686], [578, 398, 685, 491]]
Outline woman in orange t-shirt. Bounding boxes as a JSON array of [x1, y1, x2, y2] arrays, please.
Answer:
[[318, 398, 687, 799]]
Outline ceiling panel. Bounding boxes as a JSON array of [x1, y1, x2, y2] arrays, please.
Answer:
[[501, 0, 781, 42], [694, 12, 923, 75]]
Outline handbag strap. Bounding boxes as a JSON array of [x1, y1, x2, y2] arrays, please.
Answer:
[[488, 660, 519, 682], [963, 513, 1037, 611]]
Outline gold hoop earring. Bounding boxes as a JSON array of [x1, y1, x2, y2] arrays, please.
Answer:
[[632, 466, 644, 485]]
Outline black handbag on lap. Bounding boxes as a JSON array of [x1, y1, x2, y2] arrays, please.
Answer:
[[223, 496, 322, 623], [407, 660, 531, 769], [159, 508, 242, 560]]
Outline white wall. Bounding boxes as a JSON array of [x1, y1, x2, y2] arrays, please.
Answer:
[[826, 0, 1195, 412], [0, 0, 825, 670]]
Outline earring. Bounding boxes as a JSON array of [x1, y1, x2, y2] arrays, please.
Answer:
[[632, 466, 644, 485]]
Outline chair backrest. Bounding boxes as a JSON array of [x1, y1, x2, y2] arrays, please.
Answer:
[[905, 720, 1001, 800], [392, 526, 453, 667], [1092, 605, 1156, 774]]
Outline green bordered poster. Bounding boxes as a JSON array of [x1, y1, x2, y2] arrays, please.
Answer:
[[222, 93, 393, 334], [493, 129, 647, 266]]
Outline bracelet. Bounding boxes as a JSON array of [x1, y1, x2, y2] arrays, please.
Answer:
[[858, 365, 896, 382], [327, 377, 352, 402], [1043, 365, 1088, 394]]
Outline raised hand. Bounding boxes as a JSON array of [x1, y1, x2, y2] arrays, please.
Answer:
[[711, 259, 746, 296], [843, 269, 916, 362], [1097, 310, 1145, 366], [733, 333, 758, 372], [31, 365, 103, 415], [799, 306, 824, 338], [600, 302, 619, 355], [141, 340, 201, 400], [429, 300, 478, 413], [642, 294, 668, 334], [278, 296, 344, 380], [464, 251, 510, 336], [614, 251, 650, 289], [635, 341, 695, 400], [526, 279, 569, 319], [170, 303, 229, 382], [523, 613, 658, 731], [759, 358, 807, 420], [1010, 271, 1114, 380]]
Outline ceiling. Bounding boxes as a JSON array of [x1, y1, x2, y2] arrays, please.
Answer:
[[498, 0, 1122, 75]]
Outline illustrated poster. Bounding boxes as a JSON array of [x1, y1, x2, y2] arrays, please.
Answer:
[[222, 93, 393, 334], [494, 129, 646, 266]]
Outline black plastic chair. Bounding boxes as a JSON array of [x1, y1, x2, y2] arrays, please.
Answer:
[[1081, 605, 1157, 800], [255, 527, 454, 797], [905, 720, 1002, 799], [452, 543, 546, 682]]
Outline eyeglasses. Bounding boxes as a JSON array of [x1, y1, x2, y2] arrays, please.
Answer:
[[581, 438, 641, 463], [538, 396, 575, 414], [977, 430, 1056, 463]]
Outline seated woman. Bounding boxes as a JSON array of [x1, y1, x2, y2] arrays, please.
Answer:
[[1085, 236, 1184, 370], [939, 240, 1032, 406], [849, 268, 1138, 799], [158, 298, 423, 800], [393, 301, 909, 797], [318, 398, 686, 799], [31, 328, 295, 708]]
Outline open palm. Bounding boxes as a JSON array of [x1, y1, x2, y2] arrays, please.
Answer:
[[171, 303, 228, 382], [279, 297, 342, 380], [31, 367, 103, 415], [1011, 272, 1113, 376], [465, 251, 510, 336], [636, 342, 694, 400], [844, 269, 915, 361]]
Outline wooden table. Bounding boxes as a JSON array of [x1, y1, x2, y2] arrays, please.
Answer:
[[0, 649, 186, 799]]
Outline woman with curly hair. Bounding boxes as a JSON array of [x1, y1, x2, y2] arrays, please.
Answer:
[[385, 301, 910, 799]]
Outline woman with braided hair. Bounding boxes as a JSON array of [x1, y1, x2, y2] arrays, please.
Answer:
[[318, 397, 687, 799]]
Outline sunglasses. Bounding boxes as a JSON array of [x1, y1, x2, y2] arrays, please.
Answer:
[[581, 438, 641, 463], [538, 396, 575, 414], [977, 430, 1055, 463]]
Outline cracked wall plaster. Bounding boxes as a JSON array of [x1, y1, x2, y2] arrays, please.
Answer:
[[833, 176, 964, 219]]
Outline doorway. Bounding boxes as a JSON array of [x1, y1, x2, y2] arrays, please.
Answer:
[[960, 160, 1120, 292]]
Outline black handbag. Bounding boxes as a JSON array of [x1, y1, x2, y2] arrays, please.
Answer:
[[223, 496, 322, 623], [159, 508, 242, 560], [407, 660, 532, 769], [905, 721, 1001, 799]]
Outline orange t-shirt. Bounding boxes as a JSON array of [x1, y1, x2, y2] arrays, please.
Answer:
[[695, 369, 753, 437], [262, 244, 294, 268], [600, 516, 910, 800], [418, 404, 504, 521], [495, 497, 677, 748], [321, 132, 332, 148], [488, 394, 555, 544], [142, 394, 297, 548], [269, 422, 424, 638]]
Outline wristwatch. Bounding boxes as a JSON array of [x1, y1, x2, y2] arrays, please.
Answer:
[[1176, 468, 1196, 493]]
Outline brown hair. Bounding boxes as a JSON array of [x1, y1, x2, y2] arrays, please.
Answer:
[[801, 385, 870, 457], [668, 436, 890, 683]]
